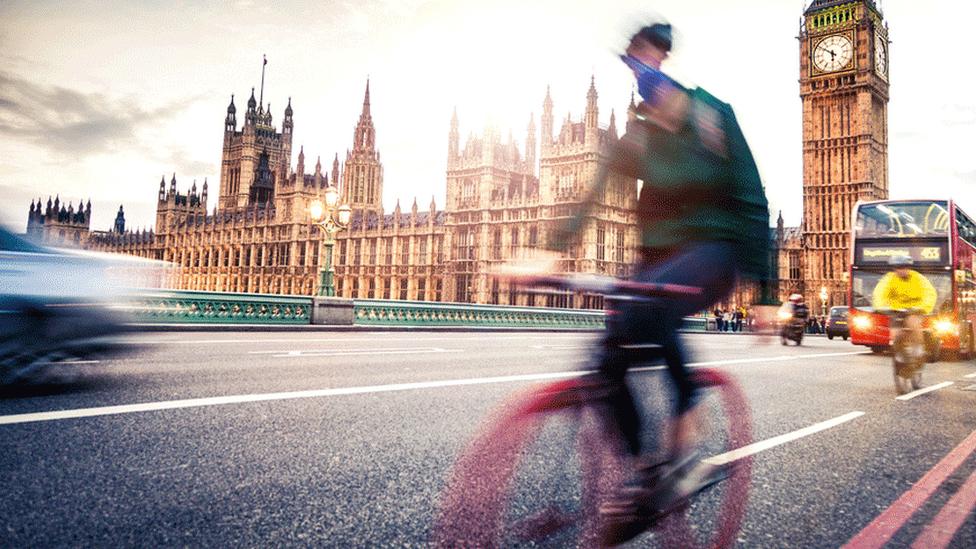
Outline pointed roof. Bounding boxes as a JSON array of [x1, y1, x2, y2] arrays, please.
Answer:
[[247, 87, 257, 109], [361, 79, 371, 119], [284, 96, 293, 116], [227, 94, 236, 114]]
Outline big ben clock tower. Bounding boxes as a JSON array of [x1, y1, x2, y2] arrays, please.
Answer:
[[799, 0, 889, 307]]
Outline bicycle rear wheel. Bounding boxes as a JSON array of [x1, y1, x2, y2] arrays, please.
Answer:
[[432, 377, 629, 547]]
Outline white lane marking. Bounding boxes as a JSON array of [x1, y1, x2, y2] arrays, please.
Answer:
[[704, 411, 865, 466], [249, 347, 463, 358], [963, 373, 976, 379], [0, 370, 588, 426], [688, 350, 869, 368], [0, 350, 869, 426], [895, 381, 954, 401]]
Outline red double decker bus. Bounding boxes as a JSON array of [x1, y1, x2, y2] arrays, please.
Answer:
[[848, 199, 976, 358]]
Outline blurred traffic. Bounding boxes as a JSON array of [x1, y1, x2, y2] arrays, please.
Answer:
[[0, 225, 169, 385]]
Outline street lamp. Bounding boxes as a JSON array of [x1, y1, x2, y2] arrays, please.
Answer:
[[819, 285, 828, 317], [310, 186, 352, 296]]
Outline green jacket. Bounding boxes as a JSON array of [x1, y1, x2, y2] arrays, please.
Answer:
[[552, 87, 770, 281]]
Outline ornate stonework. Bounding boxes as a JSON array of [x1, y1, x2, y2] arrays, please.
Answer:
[[44, 78, 639, 308], [795, 0, 890, 306]]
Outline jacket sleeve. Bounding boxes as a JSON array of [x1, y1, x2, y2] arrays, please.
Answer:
[[918, 273, 938, 314]]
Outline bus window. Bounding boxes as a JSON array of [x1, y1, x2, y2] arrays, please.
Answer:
[[855, 201, 950, 238]]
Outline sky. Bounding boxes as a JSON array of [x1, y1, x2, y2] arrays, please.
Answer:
[[0, 0, 973, 234]]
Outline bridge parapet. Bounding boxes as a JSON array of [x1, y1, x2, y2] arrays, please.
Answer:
[[128, 290, 709, 331]]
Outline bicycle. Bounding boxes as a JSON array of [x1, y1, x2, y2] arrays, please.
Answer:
[[432, 273, 753, 548], [882, 309, 935, 395]]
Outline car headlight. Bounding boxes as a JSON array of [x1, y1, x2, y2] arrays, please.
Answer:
[[853, 316, 871, 330], [934, 319, 957, 335], [777, 310, 792, 320]]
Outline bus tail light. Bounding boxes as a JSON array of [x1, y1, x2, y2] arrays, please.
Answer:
[[852, 315, 871, 330]]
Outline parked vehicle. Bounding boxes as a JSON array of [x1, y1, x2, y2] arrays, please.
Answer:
[[825, 306, 850, 340]]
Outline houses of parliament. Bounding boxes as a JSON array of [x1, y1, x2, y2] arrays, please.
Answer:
[[24, 0, 891, 310]]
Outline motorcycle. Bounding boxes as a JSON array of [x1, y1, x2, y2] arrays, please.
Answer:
[[778, 310, 805, 346]]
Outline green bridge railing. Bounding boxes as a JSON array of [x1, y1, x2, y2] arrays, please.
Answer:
[[129, 290, 709, 331], [132, 290, 312, 324], [353, 299, 605, 329]]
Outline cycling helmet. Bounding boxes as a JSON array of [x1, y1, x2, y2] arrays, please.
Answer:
[[888, 255, 914, 267], [789, 293, 804, 303]]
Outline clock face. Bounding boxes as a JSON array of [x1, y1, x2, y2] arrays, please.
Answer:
[[813, 34, 854, 73], [875, 33, 888, 77]]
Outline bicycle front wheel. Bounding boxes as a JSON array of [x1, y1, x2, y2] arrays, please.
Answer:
[[432, 377, 629, 547], [629, 367, 754, 549]]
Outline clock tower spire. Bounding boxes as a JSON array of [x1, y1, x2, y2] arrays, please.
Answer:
[[798, 0, 889, 307]]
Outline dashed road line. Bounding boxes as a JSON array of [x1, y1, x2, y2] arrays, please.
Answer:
[[704, 411, 865, 466], [963, 372, 976, 379], [895, 381, 954, 401], [247, 347, 462, 358]]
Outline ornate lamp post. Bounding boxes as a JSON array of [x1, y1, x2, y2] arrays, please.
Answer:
[[819, 285, 828, 318], [310, 186, 351, 297]]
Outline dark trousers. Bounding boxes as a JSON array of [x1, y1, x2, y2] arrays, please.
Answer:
[[596, 242, 736, 456]]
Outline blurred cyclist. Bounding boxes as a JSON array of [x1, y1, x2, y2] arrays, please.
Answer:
[[872, 256, 937, 357], [547, 21, 770, 543]]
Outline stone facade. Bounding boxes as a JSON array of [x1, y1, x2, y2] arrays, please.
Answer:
[[48, 78, 643, 308], [25, 196, 93, 248], [792, 0, 890, 307]]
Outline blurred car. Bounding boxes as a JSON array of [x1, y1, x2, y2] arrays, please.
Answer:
[[0, 226, 165, 384], [825, 306, 850, 340]]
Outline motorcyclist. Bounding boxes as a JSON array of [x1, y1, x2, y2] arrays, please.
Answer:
[[780, 293, 809, 323], [872, 256, 937, 358]]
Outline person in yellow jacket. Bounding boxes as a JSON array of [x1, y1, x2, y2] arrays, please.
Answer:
[[872, 255, 937, 355]]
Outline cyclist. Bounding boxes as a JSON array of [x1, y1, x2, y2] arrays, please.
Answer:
[[872, 256, 937, 358], [547, 21, 770, 543]]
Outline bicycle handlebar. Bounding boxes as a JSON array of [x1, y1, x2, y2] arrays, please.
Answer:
[[501, 272, 703, 298]]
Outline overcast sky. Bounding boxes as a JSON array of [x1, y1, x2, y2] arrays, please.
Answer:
[[1, 0, 973, 234]]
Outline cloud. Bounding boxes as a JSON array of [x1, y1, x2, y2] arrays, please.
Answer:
[[165, 149, 217, 180], [0, 71, 198, 158]]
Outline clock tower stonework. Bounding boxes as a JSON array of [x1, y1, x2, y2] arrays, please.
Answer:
[[798, 0, 889, 308]]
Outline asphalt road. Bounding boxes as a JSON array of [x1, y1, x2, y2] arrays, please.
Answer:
[[1, 331, 975, 548]]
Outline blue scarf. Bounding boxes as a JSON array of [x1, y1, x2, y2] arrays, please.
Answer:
[[620, 54, 681, 106]]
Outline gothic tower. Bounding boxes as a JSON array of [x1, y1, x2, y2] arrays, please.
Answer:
[[342, 80, 384, 218], [799, 0, 889, 306], [218, 59, 293, 210]]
